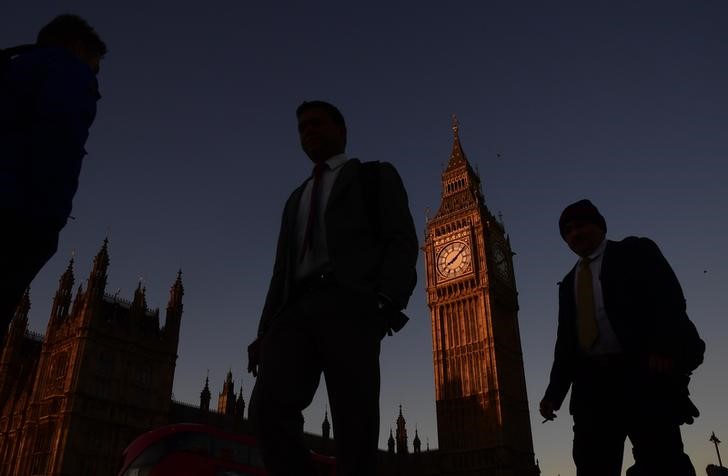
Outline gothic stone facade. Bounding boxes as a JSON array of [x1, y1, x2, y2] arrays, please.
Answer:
[[0, 241, 182, 476], [423, 119, 539, 476]]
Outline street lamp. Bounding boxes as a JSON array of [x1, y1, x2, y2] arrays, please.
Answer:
[[710, 432, 723, 468]]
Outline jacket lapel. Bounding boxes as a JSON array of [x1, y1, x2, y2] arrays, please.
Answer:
[[326, 159, 361, 214], [282, 182, 306, 276], [599, 240, 616, 311]]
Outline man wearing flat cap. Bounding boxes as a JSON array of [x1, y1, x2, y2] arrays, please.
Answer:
[[540, 199, 704, 476]]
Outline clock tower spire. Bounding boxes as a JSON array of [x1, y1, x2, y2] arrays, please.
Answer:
[[424, 118, 538, 475]]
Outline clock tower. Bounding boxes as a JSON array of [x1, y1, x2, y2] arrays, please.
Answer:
[[424, 117, 538, 475]]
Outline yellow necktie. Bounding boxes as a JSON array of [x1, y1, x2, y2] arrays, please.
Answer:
[[577, 256, 599, 350]]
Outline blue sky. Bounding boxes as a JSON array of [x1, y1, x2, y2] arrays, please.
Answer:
[[4, 2, 727, 474]]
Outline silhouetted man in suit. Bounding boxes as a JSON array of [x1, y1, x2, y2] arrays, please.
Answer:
[[0, 14, 106, 342], [540, 199, 704, 476], [248, 101, 418, 476]]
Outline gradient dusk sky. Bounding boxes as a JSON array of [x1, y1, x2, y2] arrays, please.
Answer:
[[4, 2, 727, 474]]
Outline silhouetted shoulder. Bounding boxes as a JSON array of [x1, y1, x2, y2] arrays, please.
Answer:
[[377, 161, 399, 174], [613, 236, 661, 254], [375, 161, 408, 188]]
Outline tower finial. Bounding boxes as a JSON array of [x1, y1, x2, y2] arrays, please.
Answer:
[[452, 113, 459, 139], [88, 238, 110, 294]]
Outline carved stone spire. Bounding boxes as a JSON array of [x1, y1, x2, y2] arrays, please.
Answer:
[[218, 370, 236, 416], [13, 288, 31, 322], [436, 117, 485, 218], [387, 428, 395, 454], [446, 113, 469, 170], [86, 238, 110, 302], [200, 372, 211, 411], [168, 270, 184, 310], [50, 258, 75, 325], [131, 280, 148, 313], [395, 404, 408, 455], [235, 384, 246, 420], [322, 408, 331, 441], [8, 289, 30, 341], [413, 425, 422, 454], [163, 270, 184, 344]]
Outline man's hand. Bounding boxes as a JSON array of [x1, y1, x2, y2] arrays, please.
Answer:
[[247, 337, 262, 377], [539, 399, 557, 423], [648, 353, 675, 375], [376, 292, 409, 337]]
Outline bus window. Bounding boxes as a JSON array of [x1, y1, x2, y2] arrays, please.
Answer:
[[122, 440, 167, 476]]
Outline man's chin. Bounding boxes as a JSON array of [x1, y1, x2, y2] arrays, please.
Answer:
[[305, 149, 337, 164], [568, 243, 589, 257]]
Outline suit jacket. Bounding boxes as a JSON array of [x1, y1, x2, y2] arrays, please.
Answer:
[[1, 46, 99, 229], [257, 159, 418, 336], [543, 237, 704, 416]]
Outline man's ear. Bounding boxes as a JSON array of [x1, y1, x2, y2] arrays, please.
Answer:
[[63, 39, 84, 57], [65, 40, 101, 74]]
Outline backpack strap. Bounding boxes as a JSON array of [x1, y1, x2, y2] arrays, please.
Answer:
[[0, 44, 37, 62], [1, 44, 37, 75]]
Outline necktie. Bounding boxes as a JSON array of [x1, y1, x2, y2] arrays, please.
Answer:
[[300, 161, 327, 260], [577, 256, 599, 350]]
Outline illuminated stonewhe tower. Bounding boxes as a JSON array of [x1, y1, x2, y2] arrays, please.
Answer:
[[424, 117, 538, 475]]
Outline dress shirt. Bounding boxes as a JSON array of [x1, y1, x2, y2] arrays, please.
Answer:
[[294, 153, 348, 280], [574, 238, 622, 355]]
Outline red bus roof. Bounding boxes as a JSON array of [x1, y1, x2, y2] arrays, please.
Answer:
[[118, 423, 335, 476]]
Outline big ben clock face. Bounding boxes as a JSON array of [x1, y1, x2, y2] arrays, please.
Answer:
[[492, 244, 512, 282], [437, 241, 473, 280]]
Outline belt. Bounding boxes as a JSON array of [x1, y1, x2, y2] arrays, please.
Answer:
[[292, 271, 336, 295]]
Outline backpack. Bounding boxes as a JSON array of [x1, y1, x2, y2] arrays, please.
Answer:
[[359, 161, 382, 239], [359, 160, 412, 334], [0, 44, 36, 75]]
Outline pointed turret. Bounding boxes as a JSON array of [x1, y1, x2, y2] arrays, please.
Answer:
[[50, 258, 75, 325], [387, 428, 395, 454], [395, 404, 408, 455], [70, 284, 84, 318], [435, 116, 486, 218], [163, 270, 183, 344], [0, 289, 30, 405], [235, 384, 246, 421], [130, 281, 148, 314], [86, 238, 110, 304], [168, 270, 184, 309], [446, 114, 469, 171], [200, 373, 211, 411], [218, 370, 236, 416], [322, 408, 331, 441], [413, 426, 422, 454], [7, 289, 30, 343], [13, 288, 31, 322]]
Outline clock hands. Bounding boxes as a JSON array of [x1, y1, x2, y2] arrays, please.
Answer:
[[446, 246, 466, 267]]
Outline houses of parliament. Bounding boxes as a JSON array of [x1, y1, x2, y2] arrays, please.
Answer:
[[0, 120, 539, 476]]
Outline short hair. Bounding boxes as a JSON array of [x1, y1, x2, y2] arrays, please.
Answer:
[[37, 14, 107, 58], [296, 101, 346, 128], [558, 199, 607, 239]]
